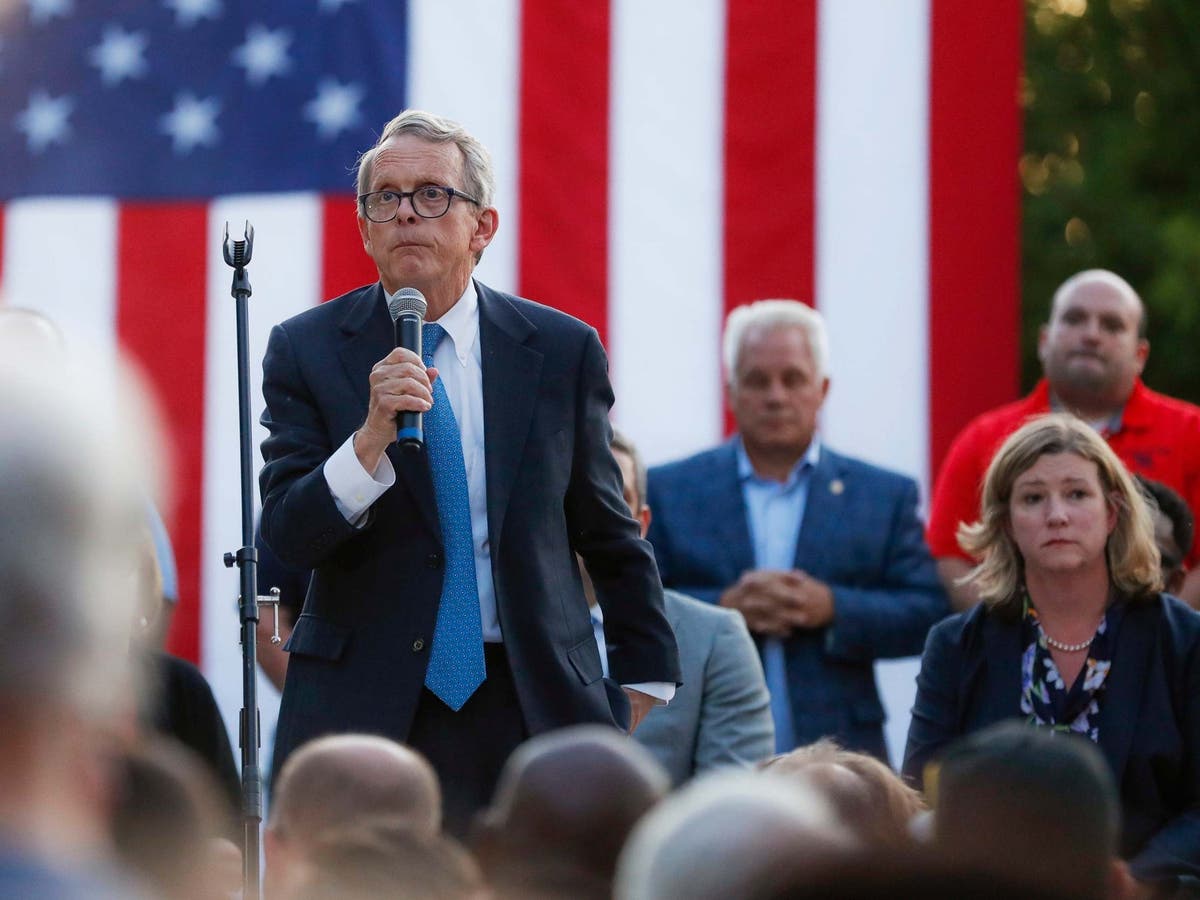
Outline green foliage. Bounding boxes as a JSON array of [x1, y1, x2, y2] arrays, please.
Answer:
[[1022, 0, 1200, 400]]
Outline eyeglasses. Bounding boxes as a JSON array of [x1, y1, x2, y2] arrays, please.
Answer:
[[358, 185, 480, 222]]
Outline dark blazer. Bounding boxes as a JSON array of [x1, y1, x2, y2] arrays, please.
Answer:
[[259, 280, 680, 771], [903, 595, 1200, 881], [646, 440, 947, 760], [149, 653, 240, 832]]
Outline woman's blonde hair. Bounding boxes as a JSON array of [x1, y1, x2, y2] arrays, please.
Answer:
[[957, 413, 1162, 617]]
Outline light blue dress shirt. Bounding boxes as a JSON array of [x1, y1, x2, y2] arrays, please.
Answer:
[[736, 437, 821, 752]]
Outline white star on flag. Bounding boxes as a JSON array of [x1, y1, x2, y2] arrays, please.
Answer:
[[318, 0, 358, 11], [164, 0, 222, 28], [15, 90, 72, 153], [160, 93, 220, 153], [304, 78, 363, 139], [90, 27, 149, 86], [232, 24, 292, 86], [27, 0, 73, 26]]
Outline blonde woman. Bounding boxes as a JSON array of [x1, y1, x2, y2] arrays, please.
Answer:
[[903, 413, 1200, 887]]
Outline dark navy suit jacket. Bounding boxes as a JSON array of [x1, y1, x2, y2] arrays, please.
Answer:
[[903, 595, 1200, 881], [646, 440, 947, 760], [259, 281, 679, 772]]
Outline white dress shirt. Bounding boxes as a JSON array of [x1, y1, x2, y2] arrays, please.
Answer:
[[323, 281, 672, 702]]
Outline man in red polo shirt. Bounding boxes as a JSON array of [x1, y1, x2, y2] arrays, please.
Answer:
[[927, 269, 1200, 609]]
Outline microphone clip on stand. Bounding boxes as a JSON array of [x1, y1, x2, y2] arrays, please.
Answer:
[[220, 221, 265, 899]]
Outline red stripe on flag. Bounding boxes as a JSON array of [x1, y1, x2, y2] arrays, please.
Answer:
[[722, 0, 818, 433], [116, 203, 209, 663], [517, 0, 610, 342], [927, 1, 1022, 479], [321, 194, 378, 301]]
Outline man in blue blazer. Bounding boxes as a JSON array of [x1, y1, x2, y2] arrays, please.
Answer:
[[259, 110, 679, 831], [646, 300, 947, 761]]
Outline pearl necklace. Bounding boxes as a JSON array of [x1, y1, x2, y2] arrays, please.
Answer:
[[1042, 632, 1095, 653], [1024, 586, 1105, 653], [1041, 614, 1106, 653]]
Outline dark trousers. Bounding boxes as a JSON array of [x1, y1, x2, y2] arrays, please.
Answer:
[[406, 642, 528, 837]]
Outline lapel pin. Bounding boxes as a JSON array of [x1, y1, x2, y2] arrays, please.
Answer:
[[829, 479, 844, 496]]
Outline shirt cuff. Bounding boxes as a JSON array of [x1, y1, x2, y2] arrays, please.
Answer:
[[622, 681, 675, 705], [324, 433, 395, 525]]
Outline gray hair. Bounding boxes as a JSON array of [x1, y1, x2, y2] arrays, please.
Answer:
[[723, 299, 830, 387], [355, 109, 496, 208], [614, 771, 855, 900], [0, 347, 164, 718], [610, 427, 647, 512]]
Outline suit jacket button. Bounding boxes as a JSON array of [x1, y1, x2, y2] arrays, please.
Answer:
[[412, 638, 425, 652], [426, 553, 442, 569]]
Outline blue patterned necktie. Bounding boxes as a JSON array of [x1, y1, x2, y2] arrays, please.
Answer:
[[421, 322, 486, 709]]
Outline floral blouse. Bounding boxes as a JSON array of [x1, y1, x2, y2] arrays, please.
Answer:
[[1019, 598, 1123, 743]]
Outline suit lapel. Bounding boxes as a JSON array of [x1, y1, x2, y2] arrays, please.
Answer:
[[792, 448, 838, 573], [336, 283, 391, 411], [336, 283, 440, 539], [1096, 600, 1155, 781], [979, 613, 1024, 725], [713, 443, 756, 576], [478, 283, 542, 546]]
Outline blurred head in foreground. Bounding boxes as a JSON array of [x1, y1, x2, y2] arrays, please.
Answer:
[[930, 720, 1134, 899], [266, 733, 441, 898], [761, 738, 926, 849], [0, 338, 166, 881], [110, 737, 241, 900], [474, 724, 670, 899], [614, 770, 857, 900], [292, 819, 484, 900]]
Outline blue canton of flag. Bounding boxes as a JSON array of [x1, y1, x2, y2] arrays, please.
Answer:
[[0, 0, 409, 198]]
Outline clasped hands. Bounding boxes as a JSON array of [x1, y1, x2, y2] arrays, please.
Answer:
[[719, 569, 835, 637]]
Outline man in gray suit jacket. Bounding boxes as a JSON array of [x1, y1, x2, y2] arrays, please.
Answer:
[[583, 430, 775, 784]]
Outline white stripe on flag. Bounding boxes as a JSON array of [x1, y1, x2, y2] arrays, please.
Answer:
[[202, 194, 323, 745], [408, 0, 521, 296], [609, 0, 726, 466], [816, 0, 931, 493], [815, 0, 931, 770], [2, 198, 118, 363]]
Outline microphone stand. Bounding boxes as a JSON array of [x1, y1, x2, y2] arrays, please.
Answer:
[[220, 221, 263, 899]]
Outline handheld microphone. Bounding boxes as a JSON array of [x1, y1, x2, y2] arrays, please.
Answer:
[[387, 286, 428, 449]]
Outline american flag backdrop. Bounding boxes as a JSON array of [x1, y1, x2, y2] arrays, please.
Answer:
[[0, 0, 1021, 761]]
